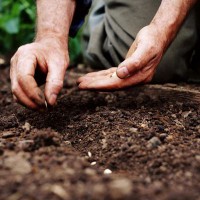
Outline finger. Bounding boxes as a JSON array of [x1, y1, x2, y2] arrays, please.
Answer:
[[77, 68, 116, 84], [17, 56, 46, 107], [78, 75, 121, 90], [117, 44, 154, 79], [78, 67, 153, 90], [12, 83, 40, 110], [45, 60, 67, 105], [78, 70, 126, 90], [10, 55, 42, 109]]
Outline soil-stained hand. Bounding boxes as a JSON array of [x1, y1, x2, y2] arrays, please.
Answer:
[[77, 25, 167, 90], [10, 38, 69, 110]]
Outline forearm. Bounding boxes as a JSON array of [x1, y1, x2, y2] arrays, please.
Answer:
[[35, 0, 76, 46], [151, 0, 198, 49]]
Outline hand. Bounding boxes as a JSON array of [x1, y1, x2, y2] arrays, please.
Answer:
[[10, 37, 69, 110], [77, 24, 167, 90]]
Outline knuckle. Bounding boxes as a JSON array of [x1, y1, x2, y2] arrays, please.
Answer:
[[17, 44, 33, 54], [132, 59, 141, 69], [17, 74, 23, 84], [148, 44, 154, 52], [49, 79, 64, 91], [17, 45, 26, 53]]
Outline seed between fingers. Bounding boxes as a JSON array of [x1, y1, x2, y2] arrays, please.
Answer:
[[110, 72, 117, 78]]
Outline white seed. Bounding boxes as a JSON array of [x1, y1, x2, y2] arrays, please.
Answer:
[[104, 169, 112, 174], [0, 58, 5, 65], [88, 152, 92, 158], [45, 100, 48, 109], [91, 162, 97, 166], [110, 72, 117, 78]]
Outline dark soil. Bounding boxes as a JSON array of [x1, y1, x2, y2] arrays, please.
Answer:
[[0, 65, 200, 200]]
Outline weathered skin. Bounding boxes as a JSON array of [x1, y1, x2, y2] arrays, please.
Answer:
[[10, 0, 75, 110], [10, 0, 198, 109], [77, 0, 198, 90]]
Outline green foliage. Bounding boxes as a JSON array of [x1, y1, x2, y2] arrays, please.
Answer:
[[0, 0, 36, 54], [0, 0, 82, 63], [69, 30, 83, 64]]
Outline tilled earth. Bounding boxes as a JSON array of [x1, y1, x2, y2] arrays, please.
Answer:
[[0, 65, 200, 200]]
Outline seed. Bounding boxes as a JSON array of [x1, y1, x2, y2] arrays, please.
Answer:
[[45, 100, 48, 109], [110, 72, 117, 78], [88, 152, 92, 158], [104, 169, 112, 174], [91, 162, 97, 166]]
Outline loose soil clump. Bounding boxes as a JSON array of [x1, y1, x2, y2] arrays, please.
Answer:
[[0, 66, 200, 200]]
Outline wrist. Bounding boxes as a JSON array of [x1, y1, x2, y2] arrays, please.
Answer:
[[146, 23, 169, 51], [35, 33, 68, 49], [149, 22, 173, 50], [149, 0, 197, 50]]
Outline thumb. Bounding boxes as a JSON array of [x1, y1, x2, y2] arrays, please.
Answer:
[[116, 44, 150, 79], [45, 60, 67, 105]]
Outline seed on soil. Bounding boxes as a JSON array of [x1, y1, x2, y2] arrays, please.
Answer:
[[91, 162, 97, 166], [104, 169, 112, 174], [88, 151, 92, 158]]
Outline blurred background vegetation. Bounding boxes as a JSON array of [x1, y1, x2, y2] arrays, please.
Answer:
[[0, 0, 82, 63]]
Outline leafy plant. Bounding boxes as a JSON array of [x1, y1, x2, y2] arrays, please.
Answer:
[[0, 0, 36, 54], [0, 0, 82, 63]]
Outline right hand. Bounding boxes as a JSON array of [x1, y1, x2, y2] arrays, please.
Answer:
[[77, 24, 167, 90], [10, 37, 69, 110]]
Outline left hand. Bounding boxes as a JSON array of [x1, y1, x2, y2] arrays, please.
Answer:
[[77, 24, 167, 90]]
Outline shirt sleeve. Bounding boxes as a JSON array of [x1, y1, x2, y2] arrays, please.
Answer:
[[69, 0, 92, 37]]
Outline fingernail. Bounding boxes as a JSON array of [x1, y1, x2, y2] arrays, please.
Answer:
[[117, 67, 130, 79], [49, 94, 57, 105]]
